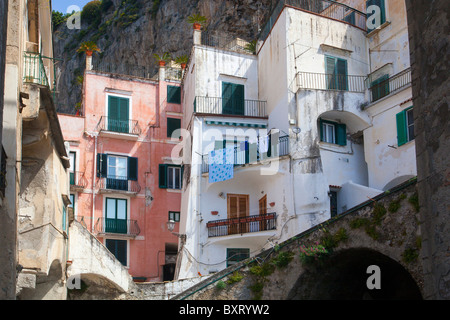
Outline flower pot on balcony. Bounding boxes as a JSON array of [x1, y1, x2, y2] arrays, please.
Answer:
[[159, 60, 166, 67], [193, 22, 201, 30]]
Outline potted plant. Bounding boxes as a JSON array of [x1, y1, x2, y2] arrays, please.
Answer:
[[187, 13, 207, 30], [77, 41, 101, 56], [175, 55, 189, 69], [153, 52, 171, 66], [74, 102, 82, 116]]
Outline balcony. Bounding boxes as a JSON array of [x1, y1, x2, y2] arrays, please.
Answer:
[[194, 96, 267, 118], [70, 171, 88, 191], [96, 116, 142, 140], [369, 68, 412, 103], [97, 176, 141, 196], [206, 213, 277, 238], [23, 52, 50, 87], [94, 218, 140, 238], [295, 72, 366, 93], [258, 0, 367, 44], [201, 135, 290, 174]]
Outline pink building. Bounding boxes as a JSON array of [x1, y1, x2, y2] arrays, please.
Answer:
[[58, 67, 183, 282]]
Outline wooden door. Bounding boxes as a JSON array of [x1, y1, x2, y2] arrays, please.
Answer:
[[259, 195, 267, 231], [227, 194, 249, 235]]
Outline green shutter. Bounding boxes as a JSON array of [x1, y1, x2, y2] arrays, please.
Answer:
[[396, 110, 407, 146], [371, 74, 390, 101], [222, 82, 245, 115], [167, 85, 181, 104], [367, 0, 386, 32], [234, 84, 245, 115], [336, 123, 347, 146], [319, 119, 324, 141], [97, 153, 108, 178], [222, 82, 233, 115], [119, 98, 129, 133], [167, 118, 181, 138], [336, 59, 348, 91], [325, 56, 337, 89], [159, 164, 168, 188], [128, 157, 138, 181], [108, 96, 129, 133]]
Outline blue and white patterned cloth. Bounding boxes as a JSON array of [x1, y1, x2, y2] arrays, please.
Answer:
[[209, 148, 234, 183]]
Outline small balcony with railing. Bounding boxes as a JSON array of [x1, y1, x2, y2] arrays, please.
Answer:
[[96, 116, 142, 140], [97, 175, 141, 196], [94, 218, 141, 238], [194, 96, 268, 119], [295, 72, 367, 93], [70, 171, 88, 192], [206, 212, 277, 238], [201, 135, 290, 174], [368, 68, 412, 103]]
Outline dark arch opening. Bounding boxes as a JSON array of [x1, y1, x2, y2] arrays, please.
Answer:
[[288, 248, 422, 300]]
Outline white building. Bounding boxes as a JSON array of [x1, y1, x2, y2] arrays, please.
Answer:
[[176, 0, 415, 279]]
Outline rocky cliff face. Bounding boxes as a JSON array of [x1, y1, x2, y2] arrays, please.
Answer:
[[53, 0, 277, 114]]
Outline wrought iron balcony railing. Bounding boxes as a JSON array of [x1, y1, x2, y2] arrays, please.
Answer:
[[97, 176, 141, 194], [96, 116, 142, 135], [201, 135, 290, 174], [207, 212, 277, 238], [369, 68, 412, 102], [70, 171, 88, 190], [194, 96, 267, 118], [23, 52, 50, 87], [296, 72, 366, 93], [94, 218, 140, 237]]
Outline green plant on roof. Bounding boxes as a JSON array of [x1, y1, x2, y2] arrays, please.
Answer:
[[174, 55, 189, 65], [77, 41, 101, 55], [187, 13, 207, 29], [153, 52, 171, 64]]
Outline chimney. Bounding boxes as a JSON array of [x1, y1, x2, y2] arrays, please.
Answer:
[[86, 51, 93, 71], [193, 23, 202, 45]]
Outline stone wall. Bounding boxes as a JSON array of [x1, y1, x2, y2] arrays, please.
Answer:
[[173, 180, 424, 300], [405, 0, 450, 300]]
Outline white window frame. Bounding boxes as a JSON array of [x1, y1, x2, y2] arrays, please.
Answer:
[[322, 122, 336, 144], [107, 154, 128, 180], [406, 108, 414, 142], [167, 166, 182, 190]]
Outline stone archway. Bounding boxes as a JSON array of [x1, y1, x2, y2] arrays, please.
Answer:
[[287, 248, 422, 300]]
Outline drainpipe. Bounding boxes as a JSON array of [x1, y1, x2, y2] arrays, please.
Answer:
[[92, 134, 97, 233], [85, 131, 98, 233]]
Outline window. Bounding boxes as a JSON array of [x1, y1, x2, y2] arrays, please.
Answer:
[[325, 56, 348, 91], [105, 239, 127, 266], [344, 11, 355, 25], [62, 205, 67, 232], [108, 95, 130, 133], [222, 82, 245, 115], [167, 117, 181, 138], [105, 198, 128, 234], [320, 119, 347, 146], [322, 122, 336, 144], [396, 107, 414, 146], [69, 194, 76, 217], [371, 74, 390, 101], [159, 164, 182, 189], [367, 0, 387, 32], [69, 152, 76, 185], [226, 248, 250, 267], [97, 154, 138, 189], [167, 85, 181, 104], [169, 211, 180, 222], [329, 191, 338, 218]]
